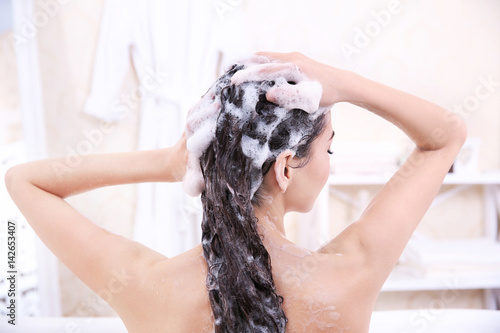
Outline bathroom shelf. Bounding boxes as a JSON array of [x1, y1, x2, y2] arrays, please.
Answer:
[[382, 269, 500, 292], [325, 172, 500, 242], [328, 172, 500, 186], [313, 171, 500, 308]]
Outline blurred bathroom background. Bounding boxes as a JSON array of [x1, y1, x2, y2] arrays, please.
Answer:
[[0, 0, 499, 319]]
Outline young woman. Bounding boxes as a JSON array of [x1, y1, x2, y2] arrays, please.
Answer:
[[6, 52, 467, 332]]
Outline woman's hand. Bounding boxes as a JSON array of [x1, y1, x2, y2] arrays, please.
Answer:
[[167, 132, 189, 182], [231, 51, 349, 108]]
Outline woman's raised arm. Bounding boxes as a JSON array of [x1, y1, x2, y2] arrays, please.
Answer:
[[233, 51, 467, 289], [326, 61, 468, 285], [6, 133, 187, 198], [4, 134, 187, 313]]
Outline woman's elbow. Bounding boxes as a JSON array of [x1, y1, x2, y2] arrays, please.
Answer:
[[5, 166, 18, 194], [442, 111, 468, 149], [4, 164, 28, 198], [452, 116, 468, 148]]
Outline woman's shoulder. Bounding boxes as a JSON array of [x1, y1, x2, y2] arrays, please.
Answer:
[[122, 244, 214, 332], [272, 247, 373, 332], [149, 244, 207, 296]]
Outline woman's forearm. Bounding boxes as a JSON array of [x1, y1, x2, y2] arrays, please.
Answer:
[[4, 137, 188, 306], [6, 138, 187, 199], [337, 70, 467, 150], [241, 52, 466, 149]]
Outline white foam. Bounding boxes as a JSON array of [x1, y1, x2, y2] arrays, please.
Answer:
[[270, 77, 323, 113], [241, 135, 270, 168], [182, 152, 205, 197], [230, 62, 304, 86]]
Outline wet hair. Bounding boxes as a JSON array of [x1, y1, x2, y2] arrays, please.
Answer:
[[199, 64, 327, 332]]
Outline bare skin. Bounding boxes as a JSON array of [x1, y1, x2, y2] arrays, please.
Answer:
[[5, 52, 467, 332]]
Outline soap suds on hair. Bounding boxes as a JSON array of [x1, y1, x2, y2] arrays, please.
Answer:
[[183, 57, 329, 197]]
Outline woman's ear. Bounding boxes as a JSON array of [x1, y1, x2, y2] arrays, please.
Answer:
[[274, 150, 295, 193]]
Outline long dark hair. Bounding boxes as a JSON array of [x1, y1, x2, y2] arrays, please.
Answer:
[[199, 64, 327, 332]]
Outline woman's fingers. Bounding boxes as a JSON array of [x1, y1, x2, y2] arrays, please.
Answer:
[[168, 131, 189, 182], [240, 54, 274, 65], [230, 53, 326, 112], [254, 51, 297, 63], [230, 62, 303, 85], [254, 52, 342, 107], [266, 79, 323, 113]]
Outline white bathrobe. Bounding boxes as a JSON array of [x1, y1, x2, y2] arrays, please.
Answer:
[[84, 0, 247, 257]]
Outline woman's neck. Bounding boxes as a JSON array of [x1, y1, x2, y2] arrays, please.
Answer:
[[255, 206, 287, 242]]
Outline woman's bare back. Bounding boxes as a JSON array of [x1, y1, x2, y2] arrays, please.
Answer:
[[121, 241, 376, 333]]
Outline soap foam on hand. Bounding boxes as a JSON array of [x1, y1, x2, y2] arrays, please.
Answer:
[[182, 58, 327, 197], [231, 60, 325, 113], [230, 62, 304, 86], [183, 87, 220, 197], [185, 100, 220, 157], [182, 152, 205, 197], [267, 77, 323, 113]]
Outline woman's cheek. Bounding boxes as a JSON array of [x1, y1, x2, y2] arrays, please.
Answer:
[[321, 155, 330, 185]]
